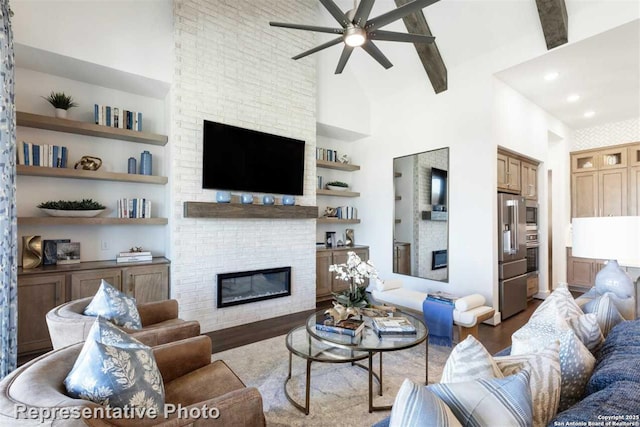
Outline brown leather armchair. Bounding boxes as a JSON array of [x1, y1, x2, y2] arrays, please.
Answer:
[[0, 336, 266, 426], [46, 297, 201, 349]]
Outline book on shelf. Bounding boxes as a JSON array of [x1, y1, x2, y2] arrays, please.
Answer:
[[19, 142, 68, 168], [117, 198, 151, 219], [372, 317, 417, 336], [118, 251, 152, 257], [116, 255, 152, 263], [315, 314, 365, 337], [95, 104, 143, 131]]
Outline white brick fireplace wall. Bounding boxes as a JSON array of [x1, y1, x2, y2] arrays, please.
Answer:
[[170, 0, 317, 332]]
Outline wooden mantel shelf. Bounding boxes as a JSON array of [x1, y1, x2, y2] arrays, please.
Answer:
[[183, 202, 318, 219]]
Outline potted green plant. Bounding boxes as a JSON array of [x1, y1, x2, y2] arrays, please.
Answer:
[[37, 199, 106, 218], [326, 181, 349, 191], [42, 91, 78, 119]]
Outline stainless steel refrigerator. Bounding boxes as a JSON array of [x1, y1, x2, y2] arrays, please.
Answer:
[[498, 193, 528, 320]]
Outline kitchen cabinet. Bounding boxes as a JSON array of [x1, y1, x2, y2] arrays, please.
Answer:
[[566, 248, 607, 288], [17, 258, 170, 357], [497, 153, 521, 193], [315, 246, 369, 302], [571, 144, 635, 217], [521, 161, 538, 200]]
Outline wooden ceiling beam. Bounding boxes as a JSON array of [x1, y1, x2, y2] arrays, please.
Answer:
[[535, 0, 568, 50], [394, 0, 447, 94]]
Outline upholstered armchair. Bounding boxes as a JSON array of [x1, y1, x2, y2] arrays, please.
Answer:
[[46, 297, 200, 349], [0, 336, 266, 426]]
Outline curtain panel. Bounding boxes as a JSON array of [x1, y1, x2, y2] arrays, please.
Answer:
[[0, 0, 16, 379]]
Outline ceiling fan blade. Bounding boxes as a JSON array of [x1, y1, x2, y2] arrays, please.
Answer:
[[365, 0, 439, 31], [292, 37, 343, 60], [352, 0, 375, 27], [269, 22, 344, 35], [368, 30, 435, 43], [362, 41, 393, 69], [319, 0, 350, 28], [335, 46, 354, 74]]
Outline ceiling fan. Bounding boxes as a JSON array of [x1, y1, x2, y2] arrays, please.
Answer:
[[270, 0, 438, 74]]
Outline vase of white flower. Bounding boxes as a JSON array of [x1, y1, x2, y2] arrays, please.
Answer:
[[329, 251, 379, 309]]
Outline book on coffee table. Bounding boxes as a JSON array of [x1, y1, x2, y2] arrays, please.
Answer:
[[372, 317, 417, 336], [315, 315, 365, 337]]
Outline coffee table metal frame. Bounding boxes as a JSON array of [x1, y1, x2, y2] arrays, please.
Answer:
[[284, 310, 428, 414]]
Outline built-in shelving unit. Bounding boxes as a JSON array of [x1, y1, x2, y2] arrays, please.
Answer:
[[17, 165, 168, 184], [317, 218, 361, 224], [17, 112, 168, 146], [316, 159, 361, 224], [183, 202, 318, 219], [316, 189, 360, 197], [18, 217, 168, 226]]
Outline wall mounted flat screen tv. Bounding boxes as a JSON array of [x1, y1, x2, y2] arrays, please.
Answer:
[[202, 120, 305, 195], [430, 167, 448, 209]]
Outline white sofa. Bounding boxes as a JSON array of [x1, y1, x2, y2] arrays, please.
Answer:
[[370, 280, 495, 341]]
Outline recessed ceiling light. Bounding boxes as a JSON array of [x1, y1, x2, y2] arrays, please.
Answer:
[[567, 94, 580, 103], [544, 72, 559, 81], [584, 111, 595, 118]]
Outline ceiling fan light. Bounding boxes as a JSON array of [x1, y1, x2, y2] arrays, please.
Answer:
[[344, 27, 366, 47]]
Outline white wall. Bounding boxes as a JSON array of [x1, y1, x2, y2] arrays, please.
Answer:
[[319, 1, 638, 319], [11, 0, 173, 83], [170, 0, 318, 332]]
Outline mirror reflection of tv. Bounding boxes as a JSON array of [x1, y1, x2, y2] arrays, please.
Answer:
[[430, 167, 447, 210], [202, 120, 305, 195]]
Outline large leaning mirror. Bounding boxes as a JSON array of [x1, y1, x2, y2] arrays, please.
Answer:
[[393, 147, 449, 282]]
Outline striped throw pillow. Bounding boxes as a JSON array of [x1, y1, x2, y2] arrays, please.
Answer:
[[583, 293, 625, 336], [441, 335, 503, 383], [389, 379, 461, 427], [511, 305, 595, 412], [566, 313, 604, 352], [429, 371, 533, 427], [495, 341, 561, 427]]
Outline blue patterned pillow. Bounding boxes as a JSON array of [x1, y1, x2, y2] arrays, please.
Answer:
[[389, 379, 461, 427], [429, 371, 533, 427], [84, 279, 142, 329], [65, 317, 164, 410], [583, 293, 625, 336]]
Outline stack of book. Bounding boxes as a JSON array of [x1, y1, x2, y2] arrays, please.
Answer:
[[94, 104, 143, 131], [372, 317, 417, 336], [315, 315, 365, 337], [426, 291, 459, 306], [18, 142, 68, 168], [335, 206, 357, 220], [316, 147, 339, 162], [116, 250, 152, 263], [117, 198, 152, 219]]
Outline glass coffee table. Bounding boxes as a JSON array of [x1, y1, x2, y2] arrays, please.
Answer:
[[284, 310, 428, 414]]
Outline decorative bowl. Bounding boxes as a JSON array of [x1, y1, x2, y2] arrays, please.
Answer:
[[327, 185, 348, 191], [40, 208, 105, 217]]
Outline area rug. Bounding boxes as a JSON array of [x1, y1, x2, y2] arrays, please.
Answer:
[[214, 335, 452, 426]]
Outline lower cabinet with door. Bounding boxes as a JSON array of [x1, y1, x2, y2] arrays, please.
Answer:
[[316, 246, 369, 301], [17, 258, 170, 357]]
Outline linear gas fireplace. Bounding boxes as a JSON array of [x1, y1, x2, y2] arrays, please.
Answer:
[[217, 267, 291, 308], [432, 250, 448, 270]]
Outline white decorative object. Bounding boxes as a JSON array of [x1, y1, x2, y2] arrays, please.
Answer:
[[339, 153, 350, 164], [40, 208, 105, 217], [54, 108, 67, 119]]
